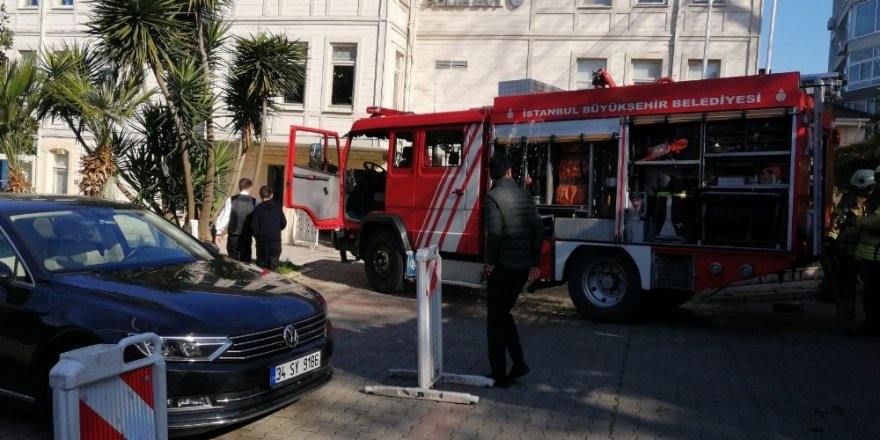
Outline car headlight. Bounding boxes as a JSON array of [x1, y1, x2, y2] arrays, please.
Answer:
[[135, 336, 232, 362]]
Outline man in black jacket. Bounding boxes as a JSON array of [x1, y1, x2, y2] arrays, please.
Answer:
[[250, 186, 288, 270], [484, 155, 543, 388]]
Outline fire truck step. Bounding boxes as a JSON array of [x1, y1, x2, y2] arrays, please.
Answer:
[[442, 260, 485, 289]]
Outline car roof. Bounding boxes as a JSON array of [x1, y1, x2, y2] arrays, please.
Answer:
[[0, 194, 136, 216]]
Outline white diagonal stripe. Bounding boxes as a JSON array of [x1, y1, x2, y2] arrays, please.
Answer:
[[80, 375, 156, 439]]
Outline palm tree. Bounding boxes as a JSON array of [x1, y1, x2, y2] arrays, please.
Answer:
[[122, 102, 184, 219], [0, 56, 40, 193], [87, 0, 199, 221], [39, 44, 152, 197], [184, 0, 230, 240], [224, 33, 306, 195]]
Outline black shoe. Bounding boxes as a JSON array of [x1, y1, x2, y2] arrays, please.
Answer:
[[485, 373, 510, 388], [508, 363, 530, 382]]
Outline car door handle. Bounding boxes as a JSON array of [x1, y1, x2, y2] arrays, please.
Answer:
[[453, 188, 464, 196]]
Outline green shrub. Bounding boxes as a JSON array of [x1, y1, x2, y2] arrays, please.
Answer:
[[275, 260, 303, 275]]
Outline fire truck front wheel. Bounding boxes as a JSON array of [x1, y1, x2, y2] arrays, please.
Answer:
[[567, 251, 642, 323], [364, 229, 405, 293]]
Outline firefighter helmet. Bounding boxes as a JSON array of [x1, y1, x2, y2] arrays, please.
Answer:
[[851, 169, 876, 189]]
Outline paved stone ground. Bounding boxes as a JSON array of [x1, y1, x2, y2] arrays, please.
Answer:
[[2, 244, 879, 440]]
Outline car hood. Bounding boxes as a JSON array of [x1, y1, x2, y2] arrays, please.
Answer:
[[50, 258, 325, 336]]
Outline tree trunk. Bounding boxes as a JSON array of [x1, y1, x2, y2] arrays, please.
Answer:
[[230, 124, 253, 196], [196, 10, 216, 242], [113, 175, 139, 204], [253, 101, 268, 193], [150, 64, 196, 231]]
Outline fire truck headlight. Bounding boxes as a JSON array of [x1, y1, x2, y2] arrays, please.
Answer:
[[709, 262, 723, 275], [739, 264, 754, 279]]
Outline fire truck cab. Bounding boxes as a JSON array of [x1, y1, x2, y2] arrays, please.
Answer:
[[286, 72, 841, 322]]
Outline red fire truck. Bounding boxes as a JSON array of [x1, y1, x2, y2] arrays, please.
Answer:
[[286, 72, 841, 322]]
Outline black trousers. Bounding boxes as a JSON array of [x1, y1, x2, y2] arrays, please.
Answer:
[[256, 241, 282, 271], [226, 234, 252, 264], [859, 262, 880, 327], [487, 265, 529, 378]]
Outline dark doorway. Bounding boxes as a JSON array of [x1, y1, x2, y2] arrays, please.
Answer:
[[267, 165, 285, 203]]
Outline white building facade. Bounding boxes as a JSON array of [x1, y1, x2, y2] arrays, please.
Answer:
[[3, 0, 762, 199]]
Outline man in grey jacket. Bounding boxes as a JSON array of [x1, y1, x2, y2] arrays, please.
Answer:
[[484, 155, 543, 388]]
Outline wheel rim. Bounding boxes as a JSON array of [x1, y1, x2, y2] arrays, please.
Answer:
[[581, 259, 627, 308], [372, 244, 393, 279]]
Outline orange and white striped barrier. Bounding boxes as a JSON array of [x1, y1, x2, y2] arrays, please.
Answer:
[[50, 333, 168, 440]]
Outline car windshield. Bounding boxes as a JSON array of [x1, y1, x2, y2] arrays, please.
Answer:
[[8, 207, 214, 273]]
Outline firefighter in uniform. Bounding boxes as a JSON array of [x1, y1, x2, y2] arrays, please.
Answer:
[[826, 170, 876, 331], [851, 166, 880, 335]]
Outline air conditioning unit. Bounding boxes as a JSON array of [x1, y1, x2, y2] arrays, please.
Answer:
[[827, 17, 835, 31]]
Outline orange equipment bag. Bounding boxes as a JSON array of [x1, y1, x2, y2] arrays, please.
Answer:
[[556, 158, 589, 205], [555, 184, 586, 205]]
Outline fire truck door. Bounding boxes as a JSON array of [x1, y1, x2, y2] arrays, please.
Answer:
[[285, 126, 344, 230], [412, 124, 484, 255]]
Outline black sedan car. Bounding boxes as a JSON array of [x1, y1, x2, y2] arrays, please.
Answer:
[[0, 195, 332, 436]]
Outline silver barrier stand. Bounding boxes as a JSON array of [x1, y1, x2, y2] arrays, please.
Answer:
[[363, 245, 493, 404]]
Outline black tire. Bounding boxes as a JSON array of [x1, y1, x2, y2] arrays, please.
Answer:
[[648, 289, 694, 309], [566, 251, 643, 323], [363, 228, 405, 293]]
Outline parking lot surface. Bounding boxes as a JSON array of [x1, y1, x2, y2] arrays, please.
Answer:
[[2, 244, 879, 440]]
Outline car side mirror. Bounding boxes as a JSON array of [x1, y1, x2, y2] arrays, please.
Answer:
[[201, 241, 220, 256], [0, 262, 14, 286]]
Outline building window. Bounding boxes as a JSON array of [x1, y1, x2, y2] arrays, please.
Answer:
[[435, 60, 468, 70], [580, 0, 611, 6], [52, 150, 69, 194], [692, 0, 723, 4], [636, 0, 667, 5], [687, 59, 720, 79], [631, 59, 662, 84], [393, 51, 405, 110], [847, 46, 880, 90], [283, 43, 307, 105], [854, 0, 880, 38], [59, 0, 73, 6], [330, 44, 356, 107], [20, 0, 39, 7], [576, 58, 607, 89]]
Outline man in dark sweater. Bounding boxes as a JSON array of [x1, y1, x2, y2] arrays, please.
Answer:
[[250, 186, 287, 270], [483, 155, 543, 388], [214, 178, 256, 263]]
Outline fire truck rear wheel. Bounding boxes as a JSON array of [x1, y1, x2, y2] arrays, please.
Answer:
[[364, 228, 405, 293], [567, 251, 642, 323]]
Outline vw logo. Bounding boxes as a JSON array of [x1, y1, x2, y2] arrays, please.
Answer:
[[282, 324, 298, 348]]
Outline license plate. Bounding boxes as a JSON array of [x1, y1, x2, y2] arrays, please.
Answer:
[[269, 351, 321, 386]]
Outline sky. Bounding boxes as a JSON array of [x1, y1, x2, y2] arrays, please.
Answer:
[[758, 0, 833, 74]]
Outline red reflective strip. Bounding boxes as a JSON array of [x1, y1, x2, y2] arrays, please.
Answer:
[[120, 367, 154, 408], [80, 400, 126, 440], [427, 260, 440, 296]]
